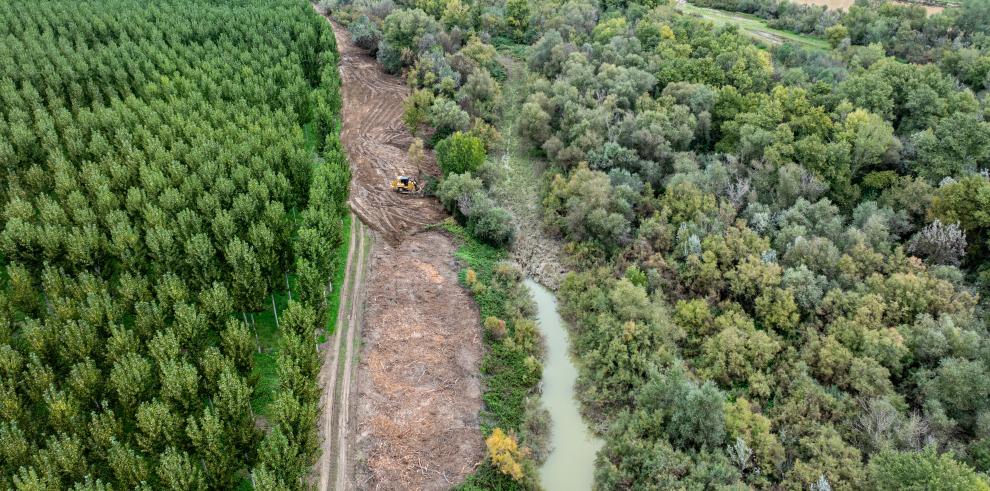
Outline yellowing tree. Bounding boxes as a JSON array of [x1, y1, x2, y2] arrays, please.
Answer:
[[485, 428, 524, 481]]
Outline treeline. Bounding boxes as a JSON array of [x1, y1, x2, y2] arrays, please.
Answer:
[[512, 1, 990, 489], [0, 0, 347, 488], [691, 0, 990, 90]]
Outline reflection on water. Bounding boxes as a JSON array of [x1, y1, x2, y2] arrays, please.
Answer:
[[791, 0, 944, 14], [525, 279, 603, 491]]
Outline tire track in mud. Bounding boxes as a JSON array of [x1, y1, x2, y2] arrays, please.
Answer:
[[323, 12, 443, 245], [334, 218, 367, 490], [316, 215, 366, 491]]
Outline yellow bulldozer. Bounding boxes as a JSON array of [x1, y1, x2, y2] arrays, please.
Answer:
[[390, 175, 420, 194]]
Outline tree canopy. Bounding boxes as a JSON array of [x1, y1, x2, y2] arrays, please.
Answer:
[[0, 0, 348, 488]]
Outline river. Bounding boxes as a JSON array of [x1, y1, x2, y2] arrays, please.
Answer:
[[525, 279, 603, 490]]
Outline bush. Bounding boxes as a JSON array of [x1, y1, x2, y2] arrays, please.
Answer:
[[867, 448, 989, 491], [485, 428, 526, 482], [470, 206, 515, 247], [375, 39, 402, 73], [436, 172, 483, 215], [429, 99, 472, 140], [349, 16, 382, 53], [484, 316, 508, 339], [436, 131, 485, 176]]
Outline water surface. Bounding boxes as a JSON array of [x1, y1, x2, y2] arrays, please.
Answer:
[[525, 279, 603, 491]]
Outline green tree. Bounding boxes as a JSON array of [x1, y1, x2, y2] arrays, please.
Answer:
[[506, 0, 531, 41], [429, 97, 471, 138], [931, 175, 990, 259], [826, 24, 849, 48], [157, 447, 207, 491], [187, 408, 239, 489], [867, 448, 990, 491], [403, 89, 435, 136], [435, 132, 486, 176]]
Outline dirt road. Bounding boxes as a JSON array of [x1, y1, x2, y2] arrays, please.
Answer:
[[317, 215, 368, 491], [313, 6, 483, 490]]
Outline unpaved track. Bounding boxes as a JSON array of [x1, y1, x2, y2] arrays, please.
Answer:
[[316, 215, 367, 491], [313, 5, 483, 490]]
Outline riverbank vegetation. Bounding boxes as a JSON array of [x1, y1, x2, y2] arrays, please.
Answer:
[[439, 220, 549, 490], [516, 1, 990, 489], [328, 0, 990, 488], [0, 0, 348, 488]]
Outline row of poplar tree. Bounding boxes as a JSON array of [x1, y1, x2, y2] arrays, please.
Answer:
[[0, 0, 348, 488]]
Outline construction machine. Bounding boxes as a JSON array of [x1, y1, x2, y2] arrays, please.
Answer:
[[390, 175, 419, 194]]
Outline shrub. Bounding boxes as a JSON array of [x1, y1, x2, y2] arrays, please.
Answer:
[[484, 316, 508, 339], [908, 220, 967, 266], [402, 89, 434, 136], [867, 448, 989, 491], [435, 131, 485, 176], [470, 205, 515, 247], [436, 172, 483, 216], [485, 428, 525, 481], [457, 69, 502, 120], [429, 100, 472, 141], [375, 40, 402, 73], [349, 16, 382, 53]]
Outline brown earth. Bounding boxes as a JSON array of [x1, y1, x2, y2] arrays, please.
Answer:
[[328, 14, 444, 245], [312, 5, 484, 490], [354, 232, 483, 488]]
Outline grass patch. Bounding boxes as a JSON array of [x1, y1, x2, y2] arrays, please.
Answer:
[[249, 115, 352, 415], [681, 3, 831, 51], [303, 121, 319, 154], [250, 274, 297, 416], [250, 206, 351, 416], [326, 212, 353, 336]]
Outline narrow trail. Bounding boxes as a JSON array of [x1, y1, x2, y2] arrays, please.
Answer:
[[312, 4, 484, 490], [316, 215, 367, 491], [334, 219, 367, 490]]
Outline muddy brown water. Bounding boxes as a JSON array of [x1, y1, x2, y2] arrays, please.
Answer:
[[526, 279, 602, 490], [791, 0, 944, 14]]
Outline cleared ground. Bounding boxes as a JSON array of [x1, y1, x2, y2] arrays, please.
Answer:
[[328, 15, 444, 244], [355, 231, 483, 488], [312, 6, 484, 490]]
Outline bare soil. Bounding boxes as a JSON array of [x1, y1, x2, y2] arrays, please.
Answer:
[[328, 14, 444, 245], [354, 231, 483, 489], [312, 6, 484, 490]]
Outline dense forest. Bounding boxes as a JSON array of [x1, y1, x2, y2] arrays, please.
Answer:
[[328, 0, 990, 488], [0, 0, 348, 488], [3, 0, 989, 487]]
